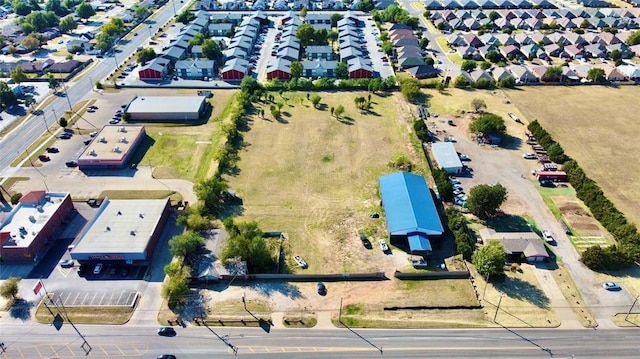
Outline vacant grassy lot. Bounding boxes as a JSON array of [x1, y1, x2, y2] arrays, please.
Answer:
[[35, 303, 134, 325], [138, 90, 238, 181], [226, 91, 421, 274], [505, 86, 640, 227]]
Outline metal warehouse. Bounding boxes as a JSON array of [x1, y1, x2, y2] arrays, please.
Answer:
[[126, 96, 208, 121], [70, 198, 170, 266], [431, 142, 463, 174], [0, 191, 74, 263], [379, 172, 444, 255], [77, 125, 146, 170]]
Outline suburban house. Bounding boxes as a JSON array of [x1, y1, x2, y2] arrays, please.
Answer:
[[306, 45, 334, 60], [266, 58, 292, 80], [478, 228, 549, 263], [302, 60, 338, 78], [347, 57, 373, 78], [221, 58, 249, 80]]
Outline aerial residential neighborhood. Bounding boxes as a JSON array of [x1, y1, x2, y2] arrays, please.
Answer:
[[0, 0, 639, 358]]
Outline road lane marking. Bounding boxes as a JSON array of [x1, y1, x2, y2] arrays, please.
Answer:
[[235, 345, 539, 355]]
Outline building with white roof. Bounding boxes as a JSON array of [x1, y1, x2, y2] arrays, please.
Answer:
[[70, 198, 171, 266], [126, 96, 208, 122], [0, 191, 74, 263], [431, 142, 464, 174], [78, 125, 146, 170]]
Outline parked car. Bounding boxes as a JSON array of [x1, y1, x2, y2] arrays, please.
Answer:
[[83, 139, 92, 145], [458, 153, 470, 161], [46, 147, 59, 153], [317, 282, 326, 295], [59, 259, 74, 268], [109, 119, 120, 124], [412, 259, 428, 268], [444, 136, 456, 142], [523, 153, 537, 159], [93, 263, 103, 275], [602, 282, 622, 291], [60, 133, 72, 139], [293, 255, 308, 269], [453, 189, 464, 196], [541, 230, 554, 244], [157, 355, 177, 359], [65, 160, 78, 167], [157, 327, 176, 336], [450, 178, 461, 185], [89, 131, 98, 137], [379, 240, 389, 252], [121, 267, 129, 277], [447, 120, 455, 126], [38, 154, 51, 162]]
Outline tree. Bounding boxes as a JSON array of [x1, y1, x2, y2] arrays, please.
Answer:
[[627, 30, 640, 46], [240, 77, 261, 95], [461, 60, 477, 72], [398, 77, 421, 102], [169, 232, 205, 259], [162, 274, 190, 306], [358, 0, 375, 11], [76, 1, 95, 20], [586, 68, 605, 82], [467, 184, 508, 220], [330, 13, 343, 27], [290, 61, 302, 78], [296, 23, 315, 47], [222, 219, 275, 273], [334, 104, 345, 119], [47, 73, 59, 89], [21, 35, 41, 51], [354, 96, 366, 110], [0, 277, 20, 303], [419, 37, 429, 49], [189, 33, 205, 47], [176, 8, 195, 24], [336, 62, 348, 79], [24, 95, 36, 109], [13, 1, 32, 16], [310, 94, 322, 108], [453, 74, 469, 88], [471, 98, 487, 113], [137, 47, 156, 64], [194, 176, 229, 216], [610, 49, 622, 62], [58, 117, 68, 128], [498, 76, 516, 88], [472, 240, 506, 280], [10, 66, 27, 84], [299, 6, 307, 18], [330, 107, 334, 117], [381, 41, 393, 56], [327, 29, 338, 46], [543, 66, 563, 82], [0, 81, 17, 108], [59, 15, 77, 33], [469, 113, 506, 136], [134, 5, 151, 20], [480, 61, 491, 70], [201, 38, 222, 61], [46, 0, 68, 16], [270, 106, 280, 119]]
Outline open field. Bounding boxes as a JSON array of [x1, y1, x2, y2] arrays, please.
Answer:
[[138, 90, 238, 181], [505, 86, 640, 228], [470, 263, 560, 328], [226, 91, 422, 274]]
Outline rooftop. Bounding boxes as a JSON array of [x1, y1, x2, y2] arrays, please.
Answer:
[[78, 125, 145, 162], [126, 96, 206, 114], [72, 198, 169, 258], [0, 192, 70, 248], [431, 142, 464, 169]]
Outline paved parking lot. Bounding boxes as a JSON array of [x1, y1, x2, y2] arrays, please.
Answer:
[[52, 290, 138, 306], [362, 17, 395, 79]]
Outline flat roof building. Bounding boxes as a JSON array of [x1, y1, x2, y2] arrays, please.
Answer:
[[431, 142, 464, 174], [0, 191, 74, 263], [70, 198, 171, 266], [77, 125, 146, 170], [379, 172, 444, 255], [126, 96, 208, 121]]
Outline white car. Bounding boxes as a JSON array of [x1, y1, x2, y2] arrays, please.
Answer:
[[541, 230, 554, 243], [93, 263, 103, 275], [379, 240, 389, 252], [450, 178, 461, 185], [293, 255, 308, 268], [523, 153, 537, 159]]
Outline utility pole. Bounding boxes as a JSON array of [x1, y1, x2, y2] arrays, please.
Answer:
[[625, 295, 639, 321], [493, 293, 504, 323], [41, 112, 51, 134]]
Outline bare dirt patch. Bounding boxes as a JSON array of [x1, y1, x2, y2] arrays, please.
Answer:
[[505, 86, 640, 228], [554, 196, 603, 235]]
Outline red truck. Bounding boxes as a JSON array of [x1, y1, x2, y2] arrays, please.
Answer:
[[534, 170, 567, 182]]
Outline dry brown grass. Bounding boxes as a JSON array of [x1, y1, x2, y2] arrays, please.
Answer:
[[35, 303, 134, 325], [505, 86, 640, 228], [225, 91, 421, 274]]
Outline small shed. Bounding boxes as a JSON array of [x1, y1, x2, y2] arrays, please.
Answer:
[[431, 142, 463, 174]]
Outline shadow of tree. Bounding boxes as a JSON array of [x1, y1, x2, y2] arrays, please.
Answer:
[[495, 276, 550, 309], [317, 103, 328, 111], [9, 298, 34, 321], [337, 116, 355, 125], [250, 282, 306, 300], [485, 214, 532, 232]]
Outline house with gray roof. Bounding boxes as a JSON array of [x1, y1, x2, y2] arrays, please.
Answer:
[[510, 65, 538, 84], [307, 45, 334, 60], [175, 59, 215, 80], [478, 228, 549, 263], [302, 60, 338, 78]]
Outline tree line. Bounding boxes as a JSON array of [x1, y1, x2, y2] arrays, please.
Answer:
[[528, 120, 639, 270]]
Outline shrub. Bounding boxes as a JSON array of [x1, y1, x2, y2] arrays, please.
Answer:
[[10, 193, 22, 204]]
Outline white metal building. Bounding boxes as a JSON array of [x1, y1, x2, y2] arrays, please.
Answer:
[[431, 142, 463, 174], [126, 96, 208, 121]]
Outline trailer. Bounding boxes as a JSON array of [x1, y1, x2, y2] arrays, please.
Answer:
[[534, 170, 567, 182]]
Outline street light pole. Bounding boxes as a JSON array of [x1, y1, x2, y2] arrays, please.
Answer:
[[625, 295, 640, 321], [41, 112, 51, 134], [171, 0, 177, 16], [493, 292, 504, 323]]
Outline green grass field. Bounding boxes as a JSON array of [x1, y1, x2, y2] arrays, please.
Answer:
[[225, 91, 423, 273], [138, 90, 238, 181]]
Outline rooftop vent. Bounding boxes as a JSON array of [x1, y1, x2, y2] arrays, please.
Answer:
[[119, 137, 127, 143], [113, 146, 120, 153], [100, 136, 107, 143], [89, 149, 96, 156], [106, 226, 111, 231], [29, 215, 36, 223], [119, 126, 127, 132], [139, 213, 144, 218], [130, 230, 136, 236], [117, 211, 122, 216]]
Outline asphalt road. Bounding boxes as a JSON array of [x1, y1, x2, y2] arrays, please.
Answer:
[[1, 324, 639, 358], [0, 0, 188, 174]]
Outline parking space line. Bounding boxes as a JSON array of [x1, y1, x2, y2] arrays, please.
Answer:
[[99, 291, 107, 305], [81, 292, 90, 305]]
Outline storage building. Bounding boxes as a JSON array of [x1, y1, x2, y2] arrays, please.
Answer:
[[77, 125, 146, 170], [431, 142, 464, 174], [126, 96, 207, 122]]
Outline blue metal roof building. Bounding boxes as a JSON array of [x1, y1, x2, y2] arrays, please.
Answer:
[[379, 172, 444, 254]]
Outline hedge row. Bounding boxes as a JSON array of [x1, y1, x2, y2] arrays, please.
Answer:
[[433, 168, 453, 203], [446, 207, 475, 261], [527, 120, 570, 164], [262, 76, 397, 92]]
